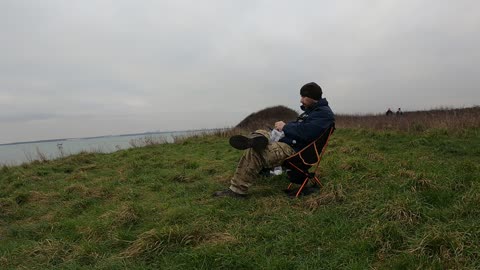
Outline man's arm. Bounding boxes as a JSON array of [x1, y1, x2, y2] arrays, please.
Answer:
[[282, 110, 333, 143]]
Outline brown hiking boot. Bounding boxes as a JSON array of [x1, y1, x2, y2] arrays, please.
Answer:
[[212, 189, 247, 199], [229, 133, 269, 151]]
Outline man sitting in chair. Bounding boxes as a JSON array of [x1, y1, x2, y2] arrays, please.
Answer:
[[213, 82, 335, 198]]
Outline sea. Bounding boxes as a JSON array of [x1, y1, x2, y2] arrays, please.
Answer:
[[0, 129, 221, 166]]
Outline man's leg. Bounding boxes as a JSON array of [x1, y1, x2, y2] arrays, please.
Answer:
[[229, 141, 295, 195]]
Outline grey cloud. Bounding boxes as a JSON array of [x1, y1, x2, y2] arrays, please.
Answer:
[[0, 0, 479, 143], [0, 113, 58, 123]]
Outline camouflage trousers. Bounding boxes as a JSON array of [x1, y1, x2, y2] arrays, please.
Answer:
[[229, 130, 295, 194]]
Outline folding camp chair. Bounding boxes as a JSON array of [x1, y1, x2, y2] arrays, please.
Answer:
[[283, 125, 335, 197]]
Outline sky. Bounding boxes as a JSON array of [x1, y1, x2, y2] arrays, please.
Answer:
[[1, 0, 479, 144]]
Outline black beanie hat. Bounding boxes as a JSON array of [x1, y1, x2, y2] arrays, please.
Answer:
[[300, 82, 322, 100]]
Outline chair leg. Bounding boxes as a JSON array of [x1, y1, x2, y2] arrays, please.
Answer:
[[295, 178, 309, 198], [312, 176, 322, 187], [287, 183, 293, 190]]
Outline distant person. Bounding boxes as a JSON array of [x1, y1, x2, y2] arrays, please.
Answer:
[[396, 108, 403, 116], [213, 82, 335, 198], [386, 108, 393, 116]]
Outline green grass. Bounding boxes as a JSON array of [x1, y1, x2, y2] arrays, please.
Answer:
[[1, 128, 479, 269]]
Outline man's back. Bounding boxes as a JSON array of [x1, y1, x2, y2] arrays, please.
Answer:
[[280, 98, 334, 151]]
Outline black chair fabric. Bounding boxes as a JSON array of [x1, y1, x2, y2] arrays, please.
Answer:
[[283, 125, 335, 184]]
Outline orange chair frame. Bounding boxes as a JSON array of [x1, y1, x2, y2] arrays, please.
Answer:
[[283, 125, 335, 197]]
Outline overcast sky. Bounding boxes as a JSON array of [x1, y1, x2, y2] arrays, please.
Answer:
[[1, 0, 479, 144]]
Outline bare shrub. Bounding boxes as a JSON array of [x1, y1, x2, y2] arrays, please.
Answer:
[[209, 127, 241, 138], [35, 147, 48, 162], [129, 139, 140, 148], [1, 165, 9, 173], [57, 143, 65, 158], [144, 135, 168, 146], [129, 136, 168, 148]]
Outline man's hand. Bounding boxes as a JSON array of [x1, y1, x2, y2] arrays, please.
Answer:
[[274, 121, 286, 131]]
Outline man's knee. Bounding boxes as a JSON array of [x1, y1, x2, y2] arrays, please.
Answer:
[[253, 129, 270, 139]]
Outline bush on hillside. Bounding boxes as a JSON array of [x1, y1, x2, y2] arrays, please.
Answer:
[[236, 105, 298, 131]]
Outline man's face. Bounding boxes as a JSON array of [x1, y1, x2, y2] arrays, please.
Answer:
[[300, 96, 317, 108]]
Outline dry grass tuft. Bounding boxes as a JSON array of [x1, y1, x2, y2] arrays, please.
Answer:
[[29, 239, 73, 265], [253, 197, 290, 215], [304, 183, 346, 210], [119, 229, 167, 258], [170, 174, 191, 183], [28, 191, 57, 204], [398, 169, 418, 179], [120, 228, 203, 258], [76, 164, 97, 172], [0, 198, 16, 218], [102, 204, 140, 228], [77, 226, 106, 242], [366, 153, 385, 161], [201, 232, 237, 245], [0, 256, 8, 268], [397, 169, 436, 192], [64, 184, 108, 199], [339, 146, 361, 154], [381, 200, 421, 224], [362, 221, 407, 258], [455, 190, 480, 217], [408, 229, 466, 264], [339, 160, 366, 172], [65, 184, 89, 196], [409, 178, 435, 192]]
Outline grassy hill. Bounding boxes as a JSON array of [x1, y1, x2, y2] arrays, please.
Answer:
[[1, 108, 479, 269]]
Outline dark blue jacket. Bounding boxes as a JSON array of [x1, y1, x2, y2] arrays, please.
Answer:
[[279, 98, 335, 152]]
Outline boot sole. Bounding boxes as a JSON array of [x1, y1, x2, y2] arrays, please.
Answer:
[[229, 135, 268, 151]]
